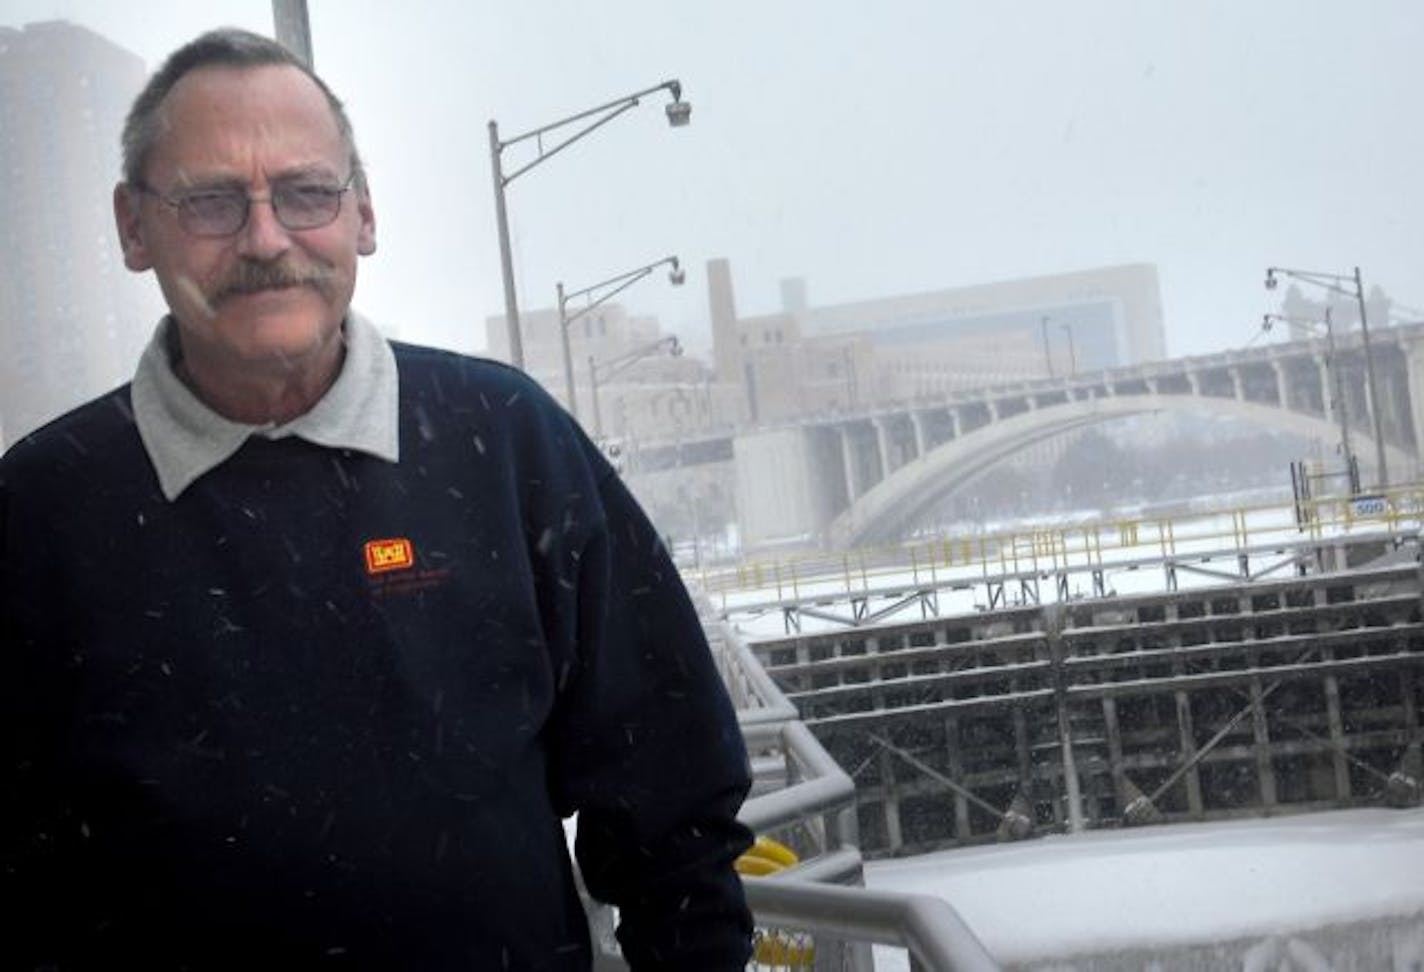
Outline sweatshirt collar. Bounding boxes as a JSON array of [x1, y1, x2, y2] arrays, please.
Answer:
[[131, 310, 400, 501]]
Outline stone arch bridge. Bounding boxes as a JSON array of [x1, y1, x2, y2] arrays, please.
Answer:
[[726, 321, 1424, 550]]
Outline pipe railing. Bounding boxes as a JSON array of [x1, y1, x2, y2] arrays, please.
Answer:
[[711, 617, 799, 727], [739, 719, 860, 868], [702, 485, 1424, 609], [715, 605, 1000, 971], [586, 591, 1000, 970], [743, 879, 1001, 972]]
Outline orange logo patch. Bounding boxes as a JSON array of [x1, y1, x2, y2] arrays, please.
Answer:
[[364, 538, 414, 574]]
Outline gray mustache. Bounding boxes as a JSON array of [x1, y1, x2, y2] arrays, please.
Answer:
[[218, 260, 335, 299]]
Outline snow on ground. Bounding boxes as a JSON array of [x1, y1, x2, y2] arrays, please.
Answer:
[[865, 807, 1424, 968]]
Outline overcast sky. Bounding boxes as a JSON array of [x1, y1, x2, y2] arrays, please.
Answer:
[[8, 0, 1424, 360]]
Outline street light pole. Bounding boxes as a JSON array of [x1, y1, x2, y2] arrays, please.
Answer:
[[271, 0, 313, 66], [587, 335, 682, 439], [556, 282, 574, 414], [1039, 316, 1055, 378], [1060, 322, 1078, 375], [1352, 266, 1386, 488], [1264, 308, 1358, 493], [1265, 265, 1388, 489], [557, 256, 683, 420], [489, 80, 691, 370], [490, 121, 523, 368], [588, 354, 603, 438]]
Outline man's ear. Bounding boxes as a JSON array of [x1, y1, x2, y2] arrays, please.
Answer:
[[356, 187, 377, 256], [113, 182, 153, 271]]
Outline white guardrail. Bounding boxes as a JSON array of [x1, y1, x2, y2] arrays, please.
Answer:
[[586, 606, 1000, 970], [713, 609, 1001, 971]]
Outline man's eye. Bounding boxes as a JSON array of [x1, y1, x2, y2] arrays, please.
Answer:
[[182, 192, 243, 215], [279, 185, 339, 209]]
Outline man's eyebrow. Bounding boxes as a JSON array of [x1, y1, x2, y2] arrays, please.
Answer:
[[171, 173, 246, 192], [170, 165, 342, 190], [270, 164, 343, 183]]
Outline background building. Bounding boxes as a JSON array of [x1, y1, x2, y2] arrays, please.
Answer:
[[485, 301, 738, 443], [485, 260, 1172, 556], [708, 259, 1167, 426], [0, 21, 160, 445]]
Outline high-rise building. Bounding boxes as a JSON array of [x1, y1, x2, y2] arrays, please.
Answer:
[[0, 21, 160, 446]]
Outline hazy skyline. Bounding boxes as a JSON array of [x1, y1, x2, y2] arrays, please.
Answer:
[[6, 0, 1423, 363]]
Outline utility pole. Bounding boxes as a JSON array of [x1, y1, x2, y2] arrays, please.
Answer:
[[1040, 316, 1055, 378], [271, 0, 313, 66], [1353, 267, 1388, 488]]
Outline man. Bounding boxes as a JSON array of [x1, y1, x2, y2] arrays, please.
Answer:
[[0, 28, 754, 970]]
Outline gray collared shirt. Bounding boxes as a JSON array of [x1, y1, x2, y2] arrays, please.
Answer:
[[131, 310, 401, 501]]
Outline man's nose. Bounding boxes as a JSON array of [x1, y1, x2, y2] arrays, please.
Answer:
[[235, 195, 292, 260]]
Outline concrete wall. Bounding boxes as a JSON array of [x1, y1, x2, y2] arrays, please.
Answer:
[[734, 426, 836, 547]]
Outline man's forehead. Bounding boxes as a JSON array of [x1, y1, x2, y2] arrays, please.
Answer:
[[149, 64, 345, 179], [163, 62, 328, 113]]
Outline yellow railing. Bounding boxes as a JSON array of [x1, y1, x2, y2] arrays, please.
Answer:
[[696, 484, 1424, 607]]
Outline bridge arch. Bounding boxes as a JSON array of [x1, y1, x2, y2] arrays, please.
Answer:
[[827, 393, 1413, 548]]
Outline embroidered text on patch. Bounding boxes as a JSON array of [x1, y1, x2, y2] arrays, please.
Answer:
[[364, 538, 414, 574]]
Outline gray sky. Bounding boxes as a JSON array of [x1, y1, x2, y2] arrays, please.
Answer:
[[8, 0, 1424, 359]]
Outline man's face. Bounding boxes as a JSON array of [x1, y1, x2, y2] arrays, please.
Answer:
[[114, 64, 376, 370]]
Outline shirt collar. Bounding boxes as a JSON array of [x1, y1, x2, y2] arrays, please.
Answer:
[[131, 310, 400, 501]]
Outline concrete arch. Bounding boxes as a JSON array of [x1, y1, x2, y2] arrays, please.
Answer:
[[827, 393, 1414, 549]]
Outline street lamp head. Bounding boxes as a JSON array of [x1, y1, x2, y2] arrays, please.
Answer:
[[1261, 314, 1274, 331], [1264, 269, 1279, 291], [669, 263, 686, 286], [664, 82, 691, 127], [665, 98, 691, 127]]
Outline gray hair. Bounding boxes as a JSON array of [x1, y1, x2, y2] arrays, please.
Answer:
[[121, 27, 366, 191]]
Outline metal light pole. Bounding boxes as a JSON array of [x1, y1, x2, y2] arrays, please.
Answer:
[[271, 0, 313, 66], [557, 256, 683, 420], [1264, 309, 1358, 494], [1266, 266, 1388, 488], [588, 335, 682, 439], [1039, 316, 1055, 378], [489, 81, 691, 370], [1351, 266, 1384, 488], [1060, 322, 1078, 375]]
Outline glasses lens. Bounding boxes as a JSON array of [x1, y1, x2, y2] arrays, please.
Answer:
[[177, 190, 248, 236], [273, 183, 344, 230]]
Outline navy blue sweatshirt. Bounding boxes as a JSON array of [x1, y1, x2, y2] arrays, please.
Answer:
[[1, 345, 753, 970]]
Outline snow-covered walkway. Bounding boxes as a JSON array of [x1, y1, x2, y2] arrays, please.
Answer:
[[866, 807, 1424, 968]]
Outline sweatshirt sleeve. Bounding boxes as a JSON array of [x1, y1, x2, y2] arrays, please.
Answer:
[[0, 452, 74, 963], [545, 460, 754, 971]]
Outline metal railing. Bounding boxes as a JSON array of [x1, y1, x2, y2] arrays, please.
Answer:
[[697, 485, 1424, 613], [587, 603, 1000, 970], [744, 880, 1000, 972], [715, 605, 1000, 971]]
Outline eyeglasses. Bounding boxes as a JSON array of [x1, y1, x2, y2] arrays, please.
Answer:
[[133, 174, 357, 237]]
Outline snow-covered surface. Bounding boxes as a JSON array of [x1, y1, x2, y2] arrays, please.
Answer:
[[713, 501, 1420, 639], [865, 807, 1424, 967]]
